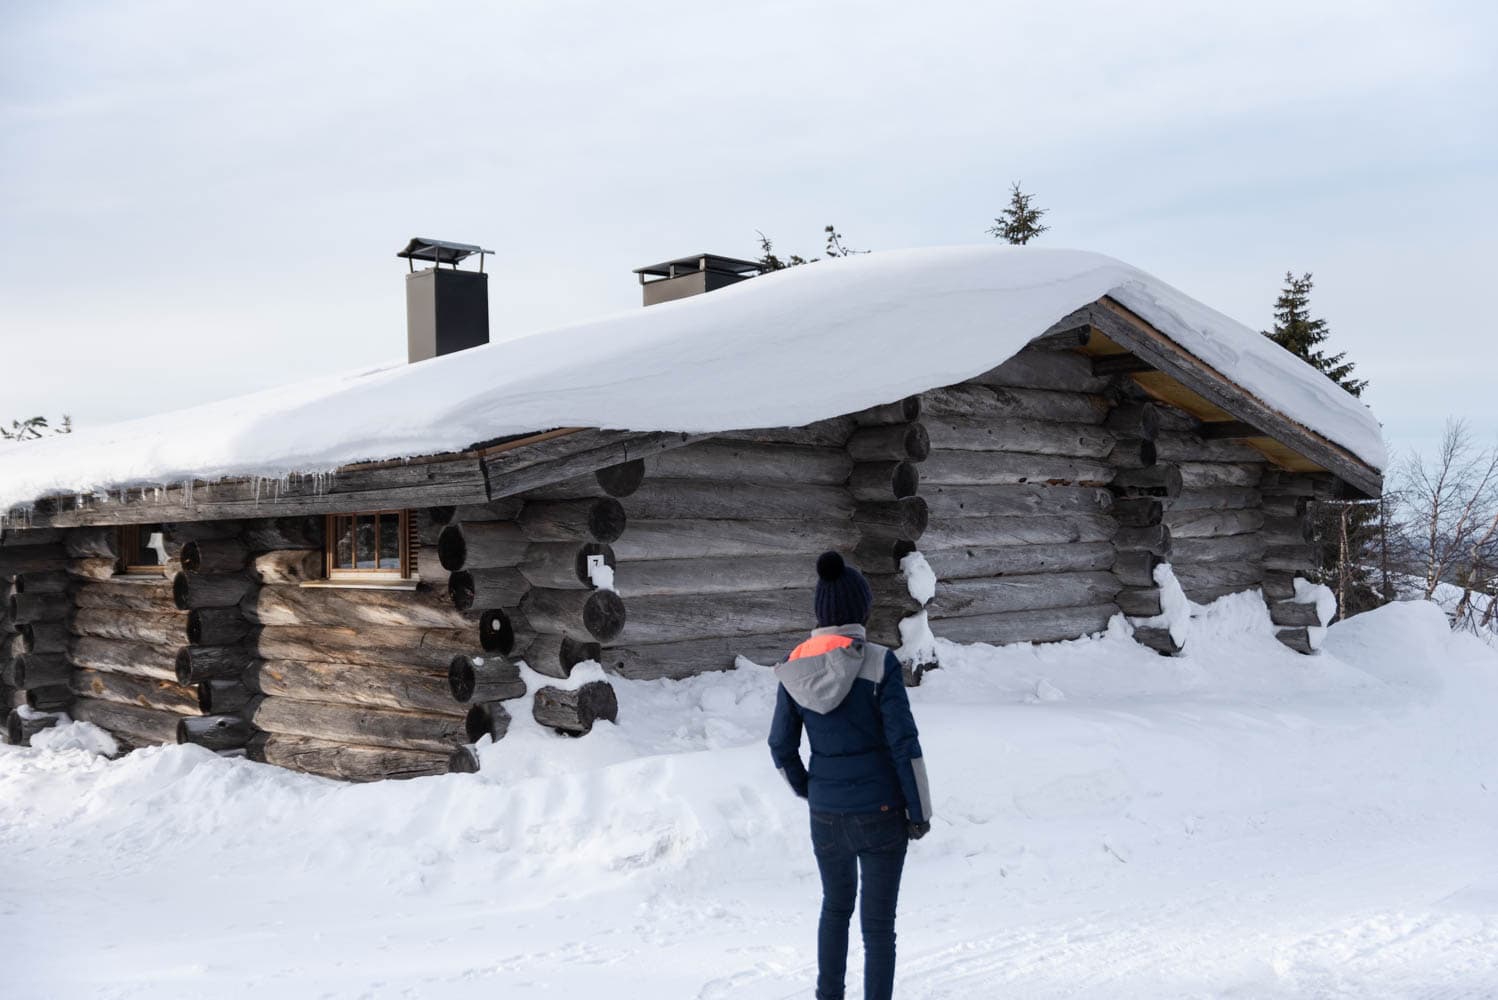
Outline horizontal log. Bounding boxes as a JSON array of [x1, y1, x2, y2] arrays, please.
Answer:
[[648, 440, 854, 486], [969, 347, 1112, 393], [74, 579, 179, 613], [924, 416, 1116, 459], [465, 701, 513, 743], [846, 423, 930, 463], [198, 678, 255, 714], [450, 498, 525, 523], [612, 590, 820, 645], [715, 415, 857, 449], [928, 572, 1121, 619], [70, 696, 180, 747], [66, 558, 119, 581], [181, 539, 249, 575], [922, 483, 1112, 519], [1261, 572, 1296, 602], [853, 498, 928, 540], [848, 461, 920, 502], [867, 575, 922, 616], [250, 697, 469, 753], [69, 636, 178, 681], [1107, 439, 1157, 470], [0, 544, 68, 576], [1262, 544, 1316, 574], [612, 518, 860, 561], [1163, 508, 1266, 539], [1259, 471, 1340, 498], [71, 668, 200, 714], [613, 554, 819, 597], [1116, 587, 1163, 617], [64, 527, 118, 560], [600, 630, 807, 680], [176, 645, 256, 685], [923, 385, 1109, 425], [930, 603, 1118, 645], [19, 622, 69, 655], [1111, 465, 1183, 499], [852, 396, 923, 426], [1171, 562, 1263, 596], [919, 450, 1113, 488], [1104, 402, 1160, 440], [164, 520, 245, 545], [850, 538, 917, 575], [1153, 432, 1264, 464], [1178, 462, 1263, 489], [1092, 353, 1153, 376], [448, 654, 524, 702], [1113, 524, 1172, 556], [251, 549, 325, 585], [0, 527, 62, 547], [519, 542, 615, 591], [10, 593, 70, 624], [1167, 487, 1263, 512], [1028, 318, 1091, 350], [244, 585, 472, 629], [518, 634, 600, 679], [478, 609, 524, 655], [923, 541, 1116, 580], [250, 624, 478, 671], [173, 572, 255, 611], [15, 571, 72, 595], [178, 714, 255, 751], [247, 733, 460, 781], [24, 685, 72, 712], [517, 498, 626, 544], [1133, 626, 1183, 655], [247, 658, 466, 716], [1260, 515, 1313, 544], [448, 568, 528, 613], [187, 608, 254, 646], [624, 481, 855, 522], [1270, 601, 1323, 628], [921, 514, 1116, 550], [533, 681, 618, 736], [1275, 628, 1315, 655], [417, 507, 454, 545], [437, 521, 529, 572], [1171, 534, 1267, 564], [1260, 494, 1309, 518], [6, 708, 61, 746], [240, 516, 324, 552], [521, 588, 626, 643], [3, 652, 69, 689]]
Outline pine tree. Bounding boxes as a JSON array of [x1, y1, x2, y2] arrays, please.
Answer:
[[1, 415, 71, 442], [1262, 272, 1366, 396], [987, 182, 1049, 245], [755, 224, 863, 270]]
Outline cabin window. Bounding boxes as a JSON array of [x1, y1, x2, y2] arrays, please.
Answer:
[[325, 510, 411, 582], [117, 524, 170, 576]]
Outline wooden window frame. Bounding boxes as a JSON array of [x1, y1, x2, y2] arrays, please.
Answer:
[[115, 524, 170, 577], [323, 510, 412, 583]]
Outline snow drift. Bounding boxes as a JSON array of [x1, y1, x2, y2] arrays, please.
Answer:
[[0, 246, 1384, 515], [3, 595, 1495, 998]]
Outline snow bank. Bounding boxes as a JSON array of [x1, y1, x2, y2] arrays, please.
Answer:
[[0, 246, 1383, 516], [27, 719, 118, 757], [2, 596, 1496, 997]]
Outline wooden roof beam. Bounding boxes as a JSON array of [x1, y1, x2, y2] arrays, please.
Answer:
[[1197, 420, 1264, 440], [1092, 353, 1154, 377]]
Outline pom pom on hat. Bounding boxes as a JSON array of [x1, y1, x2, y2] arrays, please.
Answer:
[[816, 550, 846, 582]]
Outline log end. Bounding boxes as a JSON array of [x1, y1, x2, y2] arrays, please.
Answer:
[[905, 424, 931, 463], [464, 701, 512, 743], [180, 541, 202, 574], [448, 744, 482, 774], [171, 572, 191, 612], [436, 524, 467, 573], [586, 498, 628, 544], [891, 461, 920, 500], [478, 608, 516, 654], [574, 542, 616, 588], [594, 459, 646, 499], [581, 589, 627, 643], [448, 654, 478, 703], [448, 571, 477, 612], [173, 647, 193, 686]]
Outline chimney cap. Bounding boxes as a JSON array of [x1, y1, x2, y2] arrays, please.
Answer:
[[633, 253, 761, 284], [397, 237, 494, 268]]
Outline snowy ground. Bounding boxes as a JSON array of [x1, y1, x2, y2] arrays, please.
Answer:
[[4, 595, 1497, 999]]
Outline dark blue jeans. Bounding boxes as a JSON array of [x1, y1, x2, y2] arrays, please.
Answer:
[[810, 809, 909, 1000]]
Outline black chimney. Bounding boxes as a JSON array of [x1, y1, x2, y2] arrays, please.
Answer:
[[398, 238, 493, 362], [632, 253, 761, 307]]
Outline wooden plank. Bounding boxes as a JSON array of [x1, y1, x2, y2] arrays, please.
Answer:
[[927, 572, 1121, 618], [929, 603, 1118, 645], [601, 631, 807, 680], [921, 542, 1117, 580]]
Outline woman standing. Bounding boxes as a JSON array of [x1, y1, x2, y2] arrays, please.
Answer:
[[768, 551, 932, 1000]]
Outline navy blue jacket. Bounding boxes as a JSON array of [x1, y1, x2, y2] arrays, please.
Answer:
[[768, 625, 931, 823]]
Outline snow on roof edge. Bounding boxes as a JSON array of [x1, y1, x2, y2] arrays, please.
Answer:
[[0, 246, 1385, 516]]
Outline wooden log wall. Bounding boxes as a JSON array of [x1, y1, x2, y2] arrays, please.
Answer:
[[1257, 470, 1334, 652], [3, 528, 80, 742], [918, 348, 1124, 649]]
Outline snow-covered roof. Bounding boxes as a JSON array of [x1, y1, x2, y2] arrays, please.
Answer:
[[0, 246, 1384, 515]]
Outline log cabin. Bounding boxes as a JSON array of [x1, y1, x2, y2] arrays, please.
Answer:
[[0, 241, 1384, 780]]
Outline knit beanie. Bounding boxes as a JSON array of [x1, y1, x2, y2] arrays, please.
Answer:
[[814, 551, 873, 628]]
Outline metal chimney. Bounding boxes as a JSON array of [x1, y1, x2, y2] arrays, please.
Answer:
[[398, 237, 493, 362], [632, 253, 761, 307]]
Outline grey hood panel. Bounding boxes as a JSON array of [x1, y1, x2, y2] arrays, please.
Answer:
[[774, 643, 868, 714]]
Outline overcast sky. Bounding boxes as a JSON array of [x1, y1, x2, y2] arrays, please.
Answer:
[[2, 1, 1494, 469]]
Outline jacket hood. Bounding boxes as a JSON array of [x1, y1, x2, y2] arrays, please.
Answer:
[[774, 625, 872, 714]]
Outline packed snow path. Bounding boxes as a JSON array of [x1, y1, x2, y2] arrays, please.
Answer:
[[3, 597, 1496, 998]]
